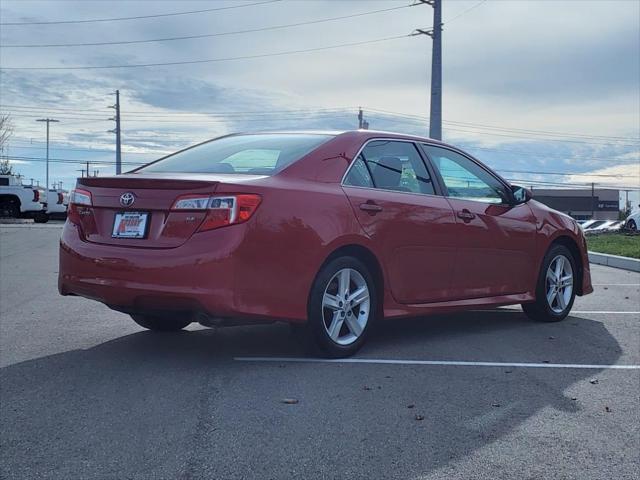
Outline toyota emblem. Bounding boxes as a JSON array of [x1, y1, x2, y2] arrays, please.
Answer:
[[120, 192, 135, 207]]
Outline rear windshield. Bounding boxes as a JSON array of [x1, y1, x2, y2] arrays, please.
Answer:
[[137, 133, 333, 175]]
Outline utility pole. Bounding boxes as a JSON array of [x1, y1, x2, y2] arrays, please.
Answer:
[[412, 0, 442, 139], [109, 90, 122, 175], [36, 118, 59, 204], [591, 182, 596, 219], [429, 0, 442, 140], [357, 108, 370, 130]]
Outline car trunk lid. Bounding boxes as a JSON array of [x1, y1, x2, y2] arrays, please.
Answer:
[[75, 173, 262, 248]]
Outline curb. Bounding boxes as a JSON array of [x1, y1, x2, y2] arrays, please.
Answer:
[[0, 223, 64, 229], [589, 251, 640, 273]]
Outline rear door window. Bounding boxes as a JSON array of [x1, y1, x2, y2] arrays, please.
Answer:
[[343, 156, 374, 188], [344, 140, 435, 195]]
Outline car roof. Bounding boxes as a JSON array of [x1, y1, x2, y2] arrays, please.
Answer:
[[228, 129, 453, 147]]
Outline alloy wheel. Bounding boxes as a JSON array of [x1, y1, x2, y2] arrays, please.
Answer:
[[545, 255, 574, 314], [322, 268, 371, 346]]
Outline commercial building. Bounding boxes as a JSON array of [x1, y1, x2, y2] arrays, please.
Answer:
[[530, 188, 620, 220]]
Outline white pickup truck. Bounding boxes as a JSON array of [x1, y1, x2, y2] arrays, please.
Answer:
[[0, 175, 49, 222], [46, 188, 68, 218]]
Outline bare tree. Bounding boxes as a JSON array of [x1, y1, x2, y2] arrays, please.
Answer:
[[0, 114, 14, 175], [0, 114, 13, 152]]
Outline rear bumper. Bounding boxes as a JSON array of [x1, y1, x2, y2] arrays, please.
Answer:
[[20, 204, 47, 218], [58, 221, 254, 320]]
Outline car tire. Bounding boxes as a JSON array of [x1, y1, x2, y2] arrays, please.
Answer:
[[33, 212, 49, 223], [522, 244, 577, 322], [130, 314, 191, 332], [0, 201, 19, 218], [304, 256, 377, 358], [628, 219, 637, 231]]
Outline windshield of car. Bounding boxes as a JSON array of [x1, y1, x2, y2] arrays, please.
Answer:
[[137, 133, 333, 175]]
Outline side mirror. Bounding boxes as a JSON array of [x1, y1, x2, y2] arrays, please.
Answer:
[[511, 185, 533, 205]]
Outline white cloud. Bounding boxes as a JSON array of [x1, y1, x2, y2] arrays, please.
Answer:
[[0, 0, 638, 191]]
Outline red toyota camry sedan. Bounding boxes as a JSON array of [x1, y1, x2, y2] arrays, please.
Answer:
[[59, 130, 593, 357]]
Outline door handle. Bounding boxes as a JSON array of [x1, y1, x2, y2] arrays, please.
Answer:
[[359, 202, 383, 213], [457, 210, 476, 221]]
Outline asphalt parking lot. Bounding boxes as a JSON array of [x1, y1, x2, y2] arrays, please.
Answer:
[[1, 223, 638, 480]]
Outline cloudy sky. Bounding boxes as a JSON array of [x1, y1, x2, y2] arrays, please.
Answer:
[[0, 0, 638, 204]]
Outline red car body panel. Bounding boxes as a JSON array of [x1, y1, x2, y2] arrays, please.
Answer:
[[58, 130, 592, 323]]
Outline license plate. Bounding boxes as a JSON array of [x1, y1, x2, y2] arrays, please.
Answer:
[[112, 212, 149, 239]]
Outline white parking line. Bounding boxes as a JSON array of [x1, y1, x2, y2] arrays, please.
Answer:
[[482, 309, 640, 315], [593, 284, 640, 286], [234, 357, 640, 370], [572, 311, 640, 314]]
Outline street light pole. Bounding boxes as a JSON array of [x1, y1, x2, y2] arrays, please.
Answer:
[[36, 118, 59, 205]]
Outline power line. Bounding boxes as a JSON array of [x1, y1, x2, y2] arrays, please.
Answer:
[[0, 34, 411, 70], [2, 108, 357, 120], [0, 104, 353, 115], [0, 0, 281, 26], [366, 108, 640, 142], [4, 105, 639, 153], [497, 169, 634, 179], [444, 120, 640, 142], [3, 112, 358, 125], [3, 155, 145, 166], [7, 143, 164, 155], [5, 113, 111, 120], [5, 103, 640, 143], [3, 4, 414, 48], [442, 126, 640, 148], [463, 145, 639, 166], [2, 110, 357, 121], [357, 109, 640, 147], [445, 0, 488, 24]]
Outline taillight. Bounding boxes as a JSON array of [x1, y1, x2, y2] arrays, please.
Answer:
[[57, 193, 64, 204], [68, 189, 93, 225], [69, 189, 92, 206], [171, 194, 262, 232], [32, 189, 39, 202]]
